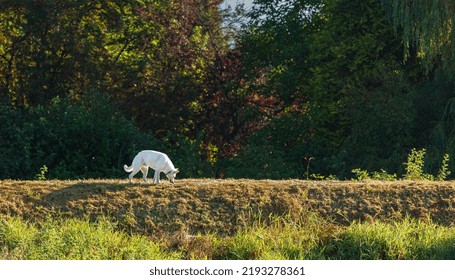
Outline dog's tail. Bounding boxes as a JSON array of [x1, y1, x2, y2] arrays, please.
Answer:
[[124, 164, 133, 172]]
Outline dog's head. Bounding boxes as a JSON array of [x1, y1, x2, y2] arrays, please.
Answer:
[[166, 168, 179, 183]]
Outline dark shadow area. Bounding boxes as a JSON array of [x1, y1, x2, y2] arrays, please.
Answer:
[[37, 181, 154, 209]]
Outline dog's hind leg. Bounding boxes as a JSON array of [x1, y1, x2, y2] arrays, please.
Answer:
[[128, 168, 140, 183], [141, 165, 148, 183], [128, 156, 142, 183]]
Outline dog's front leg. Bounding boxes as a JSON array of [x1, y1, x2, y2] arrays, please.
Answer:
[[153, 170, 159, 184]]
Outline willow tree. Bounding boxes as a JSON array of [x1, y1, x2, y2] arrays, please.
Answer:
[[381, 0, 455, 72]]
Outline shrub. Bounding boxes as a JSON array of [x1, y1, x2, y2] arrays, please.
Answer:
[[0, 92, 164, 179], [404, 148, 431, 180], [225, 113, 306, 179], [0, 105, 34, 179], [164, 132, 214, 178], [32, 92, 165, 179]]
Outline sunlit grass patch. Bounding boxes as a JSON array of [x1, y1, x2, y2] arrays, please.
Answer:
[[207, 213, 336, 260], [327, 218, 455, 260], [0, 216, 179, 260]]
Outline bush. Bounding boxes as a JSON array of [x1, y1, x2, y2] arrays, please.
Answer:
[[225, 113, 306, 179], [32, 92, 164, 179], [0, 106, 34, 179], [0, 92, 163, 179], [164, 132, 214, 178]]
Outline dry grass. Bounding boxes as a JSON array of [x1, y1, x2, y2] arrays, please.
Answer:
[[1, 179, 455, 240]]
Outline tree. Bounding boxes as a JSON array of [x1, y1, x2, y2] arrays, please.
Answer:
[[0, 0, 230, 178], [305, 0, 418, 176], [0, 0, 226, 138], [381, 0, 455, 73], [220, 0, 322, 178], [0, 1, 120, 106], [111, 0, 226, 138], [381, 0, 455, 177]]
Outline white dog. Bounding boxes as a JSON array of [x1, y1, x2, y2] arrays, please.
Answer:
[[124, 150, 179, 184]]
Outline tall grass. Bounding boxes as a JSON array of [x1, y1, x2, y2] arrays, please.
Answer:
[[327, 218, 455, 259], [0, 216, 180, 260], [218, 213, 333, 260], [199, 215, 455, 260], [1, 215, 455, 260]]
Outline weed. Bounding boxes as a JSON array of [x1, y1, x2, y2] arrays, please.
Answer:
[[35, 165, 48, 181], [309, 173, 337, 180], [437, 154, 451, 181], [304, 157, 315, 180], [351, 168, 371, 180], [371, 169, 397, 181], [219, 213, 334, 260], [352, 148, 449, 181], [351, 168, 397, 181], [404, 148, 432, 180]]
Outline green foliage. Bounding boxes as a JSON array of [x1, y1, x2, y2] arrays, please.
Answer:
[[210, 215, 455, 260], [351, 169, 372, 181], [2, 213, 455, 260], [351, 169, 397, 181], [0, 105, 34, 179], [196, 215, 455, 260], [35, 92, 164, 179], [2, 0, 455, 180], [163, 133, 214, 178], [405, 148, 429, 180], [225, 113, 307, 179], [225, 142, 291, 179], [223, 214, 329, 260], [403, 148, 451, 181], [304, 0, 417, 178]]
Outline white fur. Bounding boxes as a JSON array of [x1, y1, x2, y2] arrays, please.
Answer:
[[124, 150, 179, 184]]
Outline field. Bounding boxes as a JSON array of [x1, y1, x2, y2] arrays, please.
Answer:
[[1, 179, 455, 259]]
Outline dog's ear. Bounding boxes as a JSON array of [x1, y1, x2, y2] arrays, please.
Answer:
[[175, 168, 179, 174]]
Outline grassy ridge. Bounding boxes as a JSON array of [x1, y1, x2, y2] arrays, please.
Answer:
[[1, 179, 455, 259]]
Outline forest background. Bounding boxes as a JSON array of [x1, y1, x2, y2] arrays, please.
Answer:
[[1, 0, 455, 180]]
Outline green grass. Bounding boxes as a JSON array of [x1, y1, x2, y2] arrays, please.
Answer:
[[178, 215, 455, 260], [0, 216, 180, 260], [327, 218, 455, 259], [218, 213, 332, 260], [1, 215, 455, 260]]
